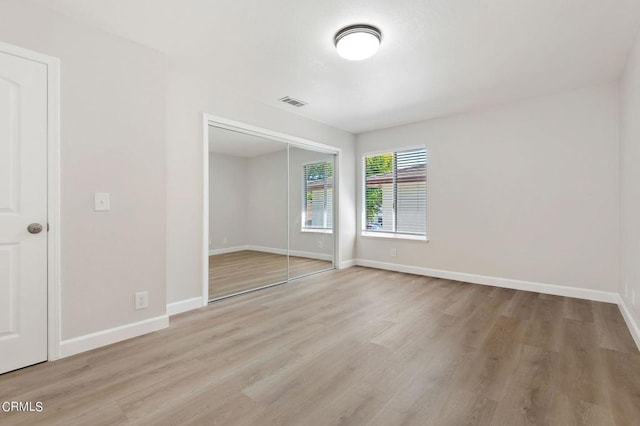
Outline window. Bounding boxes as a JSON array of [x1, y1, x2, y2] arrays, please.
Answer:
[[363, 148, 427, 236], [302, 161, 333, 231]]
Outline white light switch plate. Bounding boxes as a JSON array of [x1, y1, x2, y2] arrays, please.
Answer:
[[94, 192, 110, 211]]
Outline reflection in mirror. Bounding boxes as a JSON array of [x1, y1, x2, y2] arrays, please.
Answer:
[[288, 146, 335, 279], [208, 126, 288, 300]]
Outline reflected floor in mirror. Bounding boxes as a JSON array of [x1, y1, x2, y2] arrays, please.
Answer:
[[209, 250, 332, 300]]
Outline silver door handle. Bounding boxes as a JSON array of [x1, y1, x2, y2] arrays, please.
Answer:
[[27, 223, 43, 234]]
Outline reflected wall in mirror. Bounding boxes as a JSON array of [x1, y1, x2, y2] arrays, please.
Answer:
[[288, 146, 335, 279], [208, 126, 288, 300]]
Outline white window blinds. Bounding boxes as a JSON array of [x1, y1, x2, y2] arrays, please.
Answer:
[[303, 161, 333, 230], [363, 148, 427, 236]]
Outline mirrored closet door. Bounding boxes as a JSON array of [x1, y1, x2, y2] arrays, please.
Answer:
[[288, 146, 335, 279], [208, 125, 336, 301], [208, 126, 288, 300]]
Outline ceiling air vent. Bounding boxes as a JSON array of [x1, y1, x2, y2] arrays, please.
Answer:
[[279, 96, 307, 107]]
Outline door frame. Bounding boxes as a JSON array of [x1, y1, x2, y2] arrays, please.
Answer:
[[0, 42, 61, 360], [202, 114, 341, 305]]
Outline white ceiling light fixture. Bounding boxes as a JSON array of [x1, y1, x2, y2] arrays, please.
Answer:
[[334, 24, 382, 61]]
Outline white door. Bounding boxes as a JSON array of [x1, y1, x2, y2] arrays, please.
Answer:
[[0, 50, 48, 374]]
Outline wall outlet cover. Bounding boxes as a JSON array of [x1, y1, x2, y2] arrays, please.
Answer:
[[94, 192, 110, 212], [135, 291, 149, 310]]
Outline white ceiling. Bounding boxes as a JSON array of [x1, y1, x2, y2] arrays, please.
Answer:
[[208, 126, 286, 158], [32, 0, 640, 133]]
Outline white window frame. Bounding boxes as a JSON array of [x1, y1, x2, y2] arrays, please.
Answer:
[[361, 146, 428, 241], [301, 159, 333, 234]]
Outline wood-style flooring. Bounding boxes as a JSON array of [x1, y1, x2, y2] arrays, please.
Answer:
[[1, 266, 639, 425], [209, 250, 332, 299]]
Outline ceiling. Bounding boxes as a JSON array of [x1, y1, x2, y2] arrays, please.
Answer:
[[32, 0, 640, 133], [208, 126, 286, 158]]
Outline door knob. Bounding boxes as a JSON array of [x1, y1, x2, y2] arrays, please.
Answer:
[[27, 223, 43, 234]]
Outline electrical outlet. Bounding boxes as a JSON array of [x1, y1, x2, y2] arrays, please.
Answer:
[[93, 192, 110, 212], [391, 248, 397, 257], [135, 291, 149, 310], [318, 240, 323, 249], [223, 237, 228, 245]]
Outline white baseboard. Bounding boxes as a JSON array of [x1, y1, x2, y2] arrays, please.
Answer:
[[338, 259, 356, 269], [209, 245, 287, 256], [248, 246, 333, 261], [59, 315, 169, 358], [209, 245, 248, 255], [289, 250, 333, 262], [354, 259, 619, 304], [210, 245, 332, 261], [617, 295, 640, 351], [167, 297, 204, 316], [245, 245, 288, 256]]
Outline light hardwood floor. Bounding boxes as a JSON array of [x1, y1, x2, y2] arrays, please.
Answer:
[[209, 250, 332, 299], [1, 267, 639, 425]]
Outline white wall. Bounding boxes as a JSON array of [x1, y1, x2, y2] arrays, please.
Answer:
[[356, 84, 620, 292], [246, 150, 288, 251], [620, 31, 640, 331], [0, 1, 167, 340], [167, 64, 356, 304], [5, 0, 629, 352], [209, 153, 248, 251], [209, 147, 335, 260], [0, 0, 355, 344]]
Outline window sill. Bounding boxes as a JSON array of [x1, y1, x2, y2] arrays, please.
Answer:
[[360, 231, 428, 242], [301, 228, 333, 234]]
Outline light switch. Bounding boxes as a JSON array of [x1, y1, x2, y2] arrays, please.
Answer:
[[94, 192, 110, 212]]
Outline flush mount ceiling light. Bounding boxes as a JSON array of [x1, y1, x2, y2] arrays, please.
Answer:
[[334, 24, 382, 61]]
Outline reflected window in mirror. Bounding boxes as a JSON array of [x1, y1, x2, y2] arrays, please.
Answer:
[[302, 161, 333, 233]]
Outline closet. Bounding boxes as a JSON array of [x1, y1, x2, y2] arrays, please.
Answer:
[[207, 125, 336, 301]]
